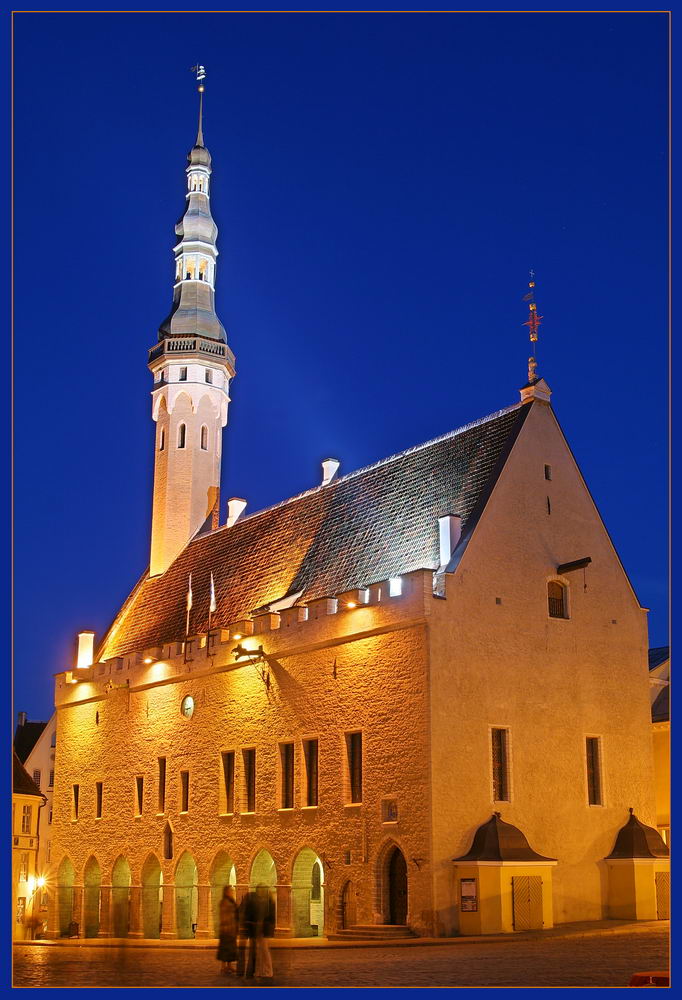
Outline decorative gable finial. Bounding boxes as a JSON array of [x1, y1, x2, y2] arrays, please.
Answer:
[[191, 63, 206, 147], [522, 269, 543, 384]]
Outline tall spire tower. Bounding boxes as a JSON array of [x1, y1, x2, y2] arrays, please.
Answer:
[[148, 68, 236, 577]]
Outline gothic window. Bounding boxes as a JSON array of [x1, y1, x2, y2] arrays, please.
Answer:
[[200, 425, 208, 450], [177, 424, 186, 449], [548, 581, 568, 619], [185, 260, 195, 280], [198, 258, 208, 281]]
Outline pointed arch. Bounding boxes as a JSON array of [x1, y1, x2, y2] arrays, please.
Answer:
[[83, 855, 102, 938], [249, 848, 277, 890], [209, 851, 237, 936], [141, 852, 163, 940], [56, 857, 75, 936], [175, 851, 198, 939], [374, 839, 408, 926], [111, 855, 132, 938], [152, 393, 168, 422], [291, 847, 325, 937]]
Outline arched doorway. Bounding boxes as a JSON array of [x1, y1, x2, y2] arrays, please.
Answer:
[[141, 854, 163, 940], [83, 856, 102, 938], [341, 880, 357, 929], [209, 851, 237, 936], [388, 848, 408, 925], [56, 857, 75, 936], [175, 852, 198, 939], [291, 849, 324, 937], [111, 856, 131, 938]]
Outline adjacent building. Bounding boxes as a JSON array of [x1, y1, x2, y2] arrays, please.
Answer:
[[45, 83, 667, 940], [13, 751, 47, 939], [648, 646, 670, 845]]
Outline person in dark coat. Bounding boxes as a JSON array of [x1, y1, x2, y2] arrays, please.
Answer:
[[216, 885, 238, 975]]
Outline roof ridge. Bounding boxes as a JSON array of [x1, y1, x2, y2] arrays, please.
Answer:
[[195, 401, 522, 544]]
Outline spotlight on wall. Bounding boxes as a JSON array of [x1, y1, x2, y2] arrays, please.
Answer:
[[143, 657, 155, 664]]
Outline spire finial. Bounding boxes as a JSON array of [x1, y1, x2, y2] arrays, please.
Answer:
[[191, 64, 206, 147], [522, 269, 543, 383]]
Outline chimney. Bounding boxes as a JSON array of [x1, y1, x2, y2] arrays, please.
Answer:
[[321, 458, 340, 487], [226, 497, 247, 528], [17, 711, 27, 728], [438, 514, 462, 567], [76, 630, 95, 669]]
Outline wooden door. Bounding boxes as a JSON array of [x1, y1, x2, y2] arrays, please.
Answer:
[[388, 849, 408, 925], [341, 880, 356, 929], [655, 872, 670, 919], [512, 876, 543, 931]]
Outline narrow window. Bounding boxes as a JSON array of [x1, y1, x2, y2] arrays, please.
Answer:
[[548, 581, 567, 619], [72, 785, 79, 821], [32, 769, 41, 789], [491, 728, 510, 801], [157, 757, 166, 813], [95, 781, 103, 818], [159, 428, 165, 451], [243, 749, 256, 813], [205, 369, 213, 384], [177, 423, 186, 449], [586, 737, 603, 805], [544, 464, 552, 480], [346, 732, 363, 804], [48, 809, 52, 825], [280, 742, 294, 809], [221, 751, 235, 814], [388, 577, 402, 597], [50, 731, 56, 748], [180, 770, 190, 813], [179, 366, 188, 381], [311, 861, 322, 901], [163, 822, 173, 860], [19, 854, 28, 881], [304, 738, 319, 807], [200, 425, 208, 450], [135, 776, 144, 816], [546, 496, 551, 515], [49, 769, 54, 788]]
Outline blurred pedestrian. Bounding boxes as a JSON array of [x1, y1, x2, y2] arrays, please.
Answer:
[[240, 889, 258, 979], [254, 884, 276, 984], [216, 885, 238, 975]]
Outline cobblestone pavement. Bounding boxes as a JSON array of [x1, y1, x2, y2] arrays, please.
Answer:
[[13, 924, 669, 990]]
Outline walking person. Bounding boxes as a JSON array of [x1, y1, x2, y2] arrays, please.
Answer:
[[241, 889, 258, 979], [254, 884, 276, 984], [216, 885, 239, 976]]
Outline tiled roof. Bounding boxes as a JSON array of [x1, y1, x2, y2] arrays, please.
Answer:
[[648, 646, 669, 671], [13, 721, 47, 764], [98, 401, 530, 660], [13, 751, 44, 798], [651, 686, 669, 724]]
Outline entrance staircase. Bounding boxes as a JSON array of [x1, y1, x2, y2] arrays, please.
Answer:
[[328, 924, 415, 941]]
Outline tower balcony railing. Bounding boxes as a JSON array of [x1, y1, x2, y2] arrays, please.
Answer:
[[148, 337, 235, 370]]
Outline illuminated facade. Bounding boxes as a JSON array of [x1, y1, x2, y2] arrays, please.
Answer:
[[13, 753, 46, 939], [46, 94, 668, 940]]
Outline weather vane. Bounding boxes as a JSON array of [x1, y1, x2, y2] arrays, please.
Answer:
[[190, 65, 206, 146], [522, 269, 543, 383]]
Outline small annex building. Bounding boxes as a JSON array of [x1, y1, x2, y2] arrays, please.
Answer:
[[45, 81, 663, 941]]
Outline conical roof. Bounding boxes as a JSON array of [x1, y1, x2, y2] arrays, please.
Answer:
[[605, 810, 669, 860], [453, 813, 556, 863]]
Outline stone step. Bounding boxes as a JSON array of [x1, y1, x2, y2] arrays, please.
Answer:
[[328, 925, 414, 940]]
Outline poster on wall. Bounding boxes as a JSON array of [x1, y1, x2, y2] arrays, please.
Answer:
[[460, 878, 478, 912]]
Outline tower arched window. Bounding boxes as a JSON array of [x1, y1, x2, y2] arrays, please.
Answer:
[[200, 425, 208, 450], [548, 580, 568, 619], [177, 423, 186, 449], [159, 429, 165, 451], [198, 258, 208, 281]]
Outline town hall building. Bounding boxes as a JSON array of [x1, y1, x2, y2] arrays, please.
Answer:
[[45, 79, 668, 941]]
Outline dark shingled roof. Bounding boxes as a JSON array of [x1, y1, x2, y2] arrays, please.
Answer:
[[13, 721, 47, 764], [99, 402, 531, 659], [13, 751, 44, 798], [453, 814, 556, 863], [652, 686, 669, 724], [648, 647, 670, 671], [605, 811, 669, 860]]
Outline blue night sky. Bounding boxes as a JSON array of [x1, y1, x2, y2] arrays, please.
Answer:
[[13, 12, 668, 721]]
